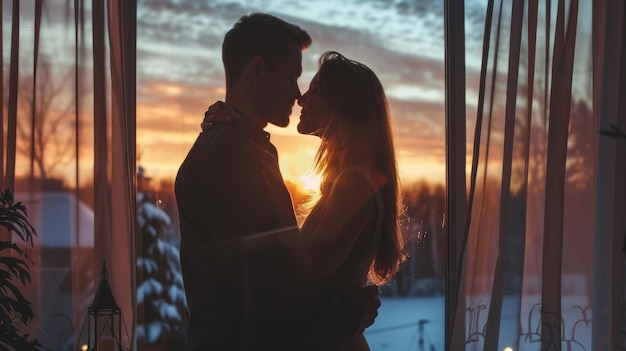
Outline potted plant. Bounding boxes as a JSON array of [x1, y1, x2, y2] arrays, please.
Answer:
[[0, 188, 44, 350]]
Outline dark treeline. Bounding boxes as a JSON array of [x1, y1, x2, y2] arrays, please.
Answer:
[[383, 181, 446, 297], [16, 174, 448, 298], [287, 179, 447, 297]]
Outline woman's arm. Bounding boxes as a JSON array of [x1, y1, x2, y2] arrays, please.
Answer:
[[302, 169, 377, 282]]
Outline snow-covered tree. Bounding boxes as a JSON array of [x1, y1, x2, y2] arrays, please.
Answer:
[[136, 167, 187, 348]]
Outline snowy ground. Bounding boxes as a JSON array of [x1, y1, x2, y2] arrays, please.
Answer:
[[365, 297, 445, 351], [365, 295, 592, 351]]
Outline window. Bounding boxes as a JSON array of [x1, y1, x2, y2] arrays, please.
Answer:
[[136, 1, 447, 349]]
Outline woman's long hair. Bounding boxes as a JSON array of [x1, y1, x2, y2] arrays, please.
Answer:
[[313, 51, 406, 285]]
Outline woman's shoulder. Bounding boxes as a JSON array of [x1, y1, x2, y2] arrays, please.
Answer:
[[322, 168, 379, 218], [331, 167, 378, 193]]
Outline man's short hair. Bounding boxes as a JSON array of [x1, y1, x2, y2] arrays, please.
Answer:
[[222, 13, 312, 87]]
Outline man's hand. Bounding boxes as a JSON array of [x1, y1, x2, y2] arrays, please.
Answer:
[[332, 285, 381, 335], [357, 285, 381, 333], [201, 101, 239, 130]]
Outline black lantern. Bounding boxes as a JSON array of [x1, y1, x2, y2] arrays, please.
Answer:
[[84, 261, 123, 351]]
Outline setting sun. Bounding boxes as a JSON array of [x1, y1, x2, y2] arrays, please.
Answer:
[[299, 171, 322, 192]]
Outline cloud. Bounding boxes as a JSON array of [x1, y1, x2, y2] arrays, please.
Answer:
[[12, 0, 488, 187], [134, 0, 489, 184]]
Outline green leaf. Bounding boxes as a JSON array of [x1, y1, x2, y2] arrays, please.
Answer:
[[0, 189, 41, 349], [0, 257, 31, 285]]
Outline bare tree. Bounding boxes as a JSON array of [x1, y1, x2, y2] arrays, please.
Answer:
[[16, 57, 74, 181]]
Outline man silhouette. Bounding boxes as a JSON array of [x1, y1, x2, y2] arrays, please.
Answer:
[[175, 13, 378, 350]]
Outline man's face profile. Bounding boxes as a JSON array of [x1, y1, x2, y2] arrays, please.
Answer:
[[257, 44, 303, 127]]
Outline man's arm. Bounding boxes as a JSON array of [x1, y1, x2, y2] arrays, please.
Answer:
[[302, 170, 377, 282], [299, 170, 382, 335]]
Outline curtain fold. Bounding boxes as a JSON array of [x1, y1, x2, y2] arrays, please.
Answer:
[[71, 0, 88, 344], [5, 0, 19, 198], [593, 1, 626, 349], [93, 0, 111, 280], [616, 6, 626, 347], [92, 0, 136, 348], [483, 0, 525, 348], [106, 0, 137, 348], [541, 1, 578, 349], [456, 0, 601, 350], [448, 0, 495, 347], [0, 0, 19, 246], [0, 1, 3, 192], [1, 0, 136, 349]]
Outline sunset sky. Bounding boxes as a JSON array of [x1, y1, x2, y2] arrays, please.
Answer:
[[3, 0, 489, 188], [135, 0, 488, 187]]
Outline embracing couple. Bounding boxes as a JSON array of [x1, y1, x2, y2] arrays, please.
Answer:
[[175, 13, 406, 351]]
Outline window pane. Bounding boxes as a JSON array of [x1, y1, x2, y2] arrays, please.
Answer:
[[136, 1, 446, 349]]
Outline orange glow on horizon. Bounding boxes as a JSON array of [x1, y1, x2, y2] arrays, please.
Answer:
[[132, 77, 449, 188], [299, 171, 322, 192]]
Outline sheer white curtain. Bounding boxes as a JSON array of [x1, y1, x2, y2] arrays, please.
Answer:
[[593, 1, 626, 349], [1, 0, 136, 349], [446, 0, 626, 350]]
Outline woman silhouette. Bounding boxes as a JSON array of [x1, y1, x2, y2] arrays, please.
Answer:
[[296, 51, 406, 350]]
